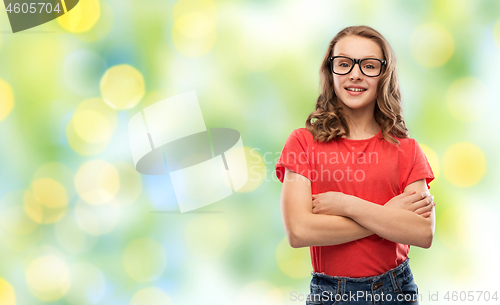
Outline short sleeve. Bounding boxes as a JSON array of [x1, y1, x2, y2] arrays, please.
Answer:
[[275, 129, 312, 183], [403, 140, 435, 190]]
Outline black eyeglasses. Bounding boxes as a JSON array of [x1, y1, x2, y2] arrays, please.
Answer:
[[329, 56, 386, 77]]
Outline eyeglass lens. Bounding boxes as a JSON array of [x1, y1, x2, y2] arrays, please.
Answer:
[[332, 57, 382, 76]]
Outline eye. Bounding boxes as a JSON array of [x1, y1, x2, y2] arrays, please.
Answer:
[[361, 59, 381, 71], [336, 60, 352, 68]]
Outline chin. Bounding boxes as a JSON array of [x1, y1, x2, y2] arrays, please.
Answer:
[[341, 100, 372, 110], [340, 94, 377, 109]]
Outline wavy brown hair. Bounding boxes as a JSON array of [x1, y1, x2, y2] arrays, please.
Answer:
[[305, 25, 408, 144]]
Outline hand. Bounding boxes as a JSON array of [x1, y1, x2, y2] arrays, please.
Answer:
[[384, 190, 435, 218], [311, 191, 349, 216]]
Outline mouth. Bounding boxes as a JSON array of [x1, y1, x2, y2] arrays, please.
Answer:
[[345, 87, 367, 95]]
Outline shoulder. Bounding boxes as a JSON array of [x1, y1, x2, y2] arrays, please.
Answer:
[[384, 132, 419, 161], [388, 132, 417, 150], [387, 132, 432, 169], [289, 128, 315, 143]]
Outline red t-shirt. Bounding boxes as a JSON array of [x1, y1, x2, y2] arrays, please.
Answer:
[[275, 127, 435, 277]]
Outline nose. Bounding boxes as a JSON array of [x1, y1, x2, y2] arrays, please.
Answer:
[[349, 62, 363, 80]]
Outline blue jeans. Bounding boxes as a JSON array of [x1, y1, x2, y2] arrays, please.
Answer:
[[306, 258, 420, 305]]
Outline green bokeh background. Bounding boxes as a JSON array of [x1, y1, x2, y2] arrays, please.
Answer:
[[0, 0, 499, 304]]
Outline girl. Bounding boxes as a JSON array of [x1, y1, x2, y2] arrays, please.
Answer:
[[275, 25, 435, 304]]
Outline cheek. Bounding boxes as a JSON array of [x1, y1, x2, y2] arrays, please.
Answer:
[[333, 85, 342, 95], [333, 77, 344, 94], [369, 79, 380, 90]]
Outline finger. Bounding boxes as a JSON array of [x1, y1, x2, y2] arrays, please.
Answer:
[[414, 203, 433, 215], [419, 191, 431, 199], [408, 192, 431, 204], [407, 198, 427, 212], [413, 195, 434, 211], [421, 212, 431, 218]]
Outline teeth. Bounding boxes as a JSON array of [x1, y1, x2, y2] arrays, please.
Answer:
[[346, 88, 366, 92]]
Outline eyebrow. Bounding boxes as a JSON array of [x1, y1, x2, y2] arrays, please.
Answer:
[[337, 53, 379, 58]]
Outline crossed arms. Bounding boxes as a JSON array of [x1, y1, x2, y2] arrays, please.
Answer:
[[280, 167, 436, 249]]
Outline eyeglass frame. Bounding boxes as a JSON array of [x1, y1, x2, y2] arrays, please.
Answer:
[[328, 56, 387, 77]]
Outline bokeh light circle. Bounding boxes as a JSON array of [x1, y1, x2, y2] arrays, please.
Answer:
[[172, 12, 216, 57], [32, 178, 68, 208], [275, 237, 310, 279], [74, 199, 121, 235], [171, 0, 217, 57], [64, 262, 106, 305], [33, 162, 76, 199], [442, 142, 486, 187], [0, 190, 38, 235], [75, 160, 120, 205], [100, 65, 145, 110], [66, 122, 109, 155], [55, 213, 98, 253], [25, 255, 71, 301], [0, 191, 43, 251], [0, 277, 16, 305], [410, 23, 454, 68], [122, 238, 167, 282], [0, 79, 14, 122], [66, 98, 117, 155], [446, 77, 489, 122], [184, 215, 230, 258], [172, 0, 216, 19], [176, 12, 214, 39], [24, 178, 69, 224], [57, 0, 101, 33], [130, 287, 173, 305], [73, 109, 113, 143], [0, 202, 38, 235]]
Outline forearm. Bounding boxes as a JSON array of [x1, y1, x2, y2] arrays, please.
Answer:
[[344, 195, 433, 248], [287, 213, 374, 248]]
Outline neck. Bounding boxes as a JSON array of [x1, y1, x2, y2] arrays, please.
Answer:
[[341, 103, 380, 140]]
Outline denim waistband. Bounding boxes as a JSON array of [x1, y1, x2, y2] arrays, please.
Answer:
[[311, 257, 410, 283]]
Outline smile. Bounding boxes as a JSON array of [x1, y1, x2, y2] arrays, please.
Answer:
[[345, 88, 366, 92], [345, 88, 367, 95]]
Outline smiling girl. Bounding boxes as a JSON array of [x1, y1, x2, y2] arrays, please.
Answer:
[[275, 25, 435, 304]]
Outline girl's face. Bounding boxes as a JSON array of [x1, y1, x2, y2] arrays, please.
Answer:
[[332, 35, 384, 111]]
